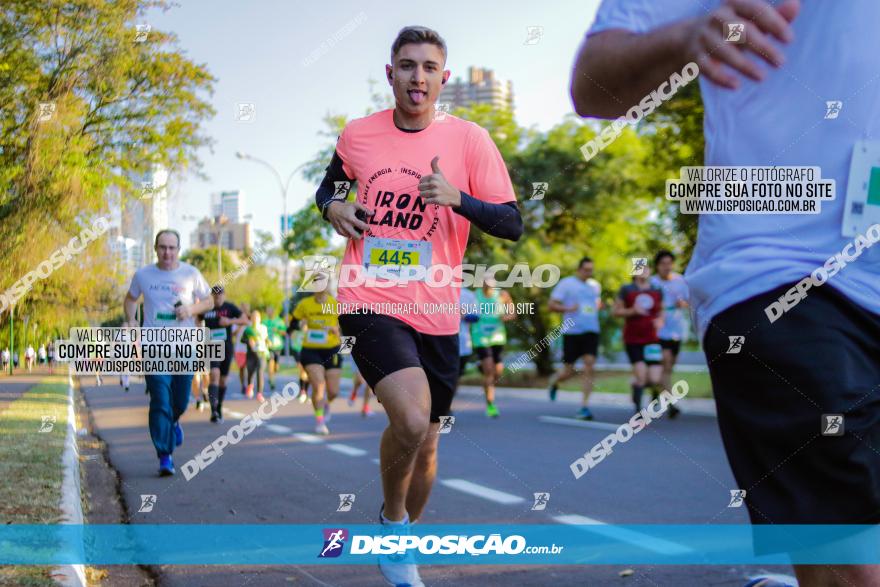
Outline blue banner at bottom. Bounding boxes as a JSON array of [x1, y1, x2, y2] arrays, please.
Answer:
[[2, 524, 879, 565]]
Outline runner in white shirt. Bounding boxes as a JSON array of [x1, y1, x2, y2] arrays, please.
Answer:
[[650, 250, 689, 418], [124, 229, 213, 477], [24, 345, 35, 372], [547, 257, 602, 420]]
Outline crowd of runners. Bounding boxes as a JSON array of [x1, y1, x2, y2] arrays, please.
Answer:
[[109, 25, 699, 587], [26, 5, 877, 585]]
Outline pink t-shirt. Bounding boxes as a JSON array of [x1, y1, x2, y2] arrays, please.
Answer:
[[335, 109, 515, 335]]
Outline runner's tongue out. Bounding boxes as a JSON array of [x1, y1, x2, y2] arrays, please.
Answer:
[[409, 90, 425, 104]]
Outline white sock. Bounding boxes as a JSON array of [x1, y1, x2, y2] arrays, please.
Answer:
[[381, 511, 409, 526]]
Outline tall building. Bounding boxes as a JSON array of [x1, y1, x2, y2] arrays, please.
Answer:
[[127, 163, 169, 265], [211, 190, 243, 222], [189, 215, 252, 254], [106, 228, 140, 279], [438, 67, 514, 111], [105, 163, 169, 274]]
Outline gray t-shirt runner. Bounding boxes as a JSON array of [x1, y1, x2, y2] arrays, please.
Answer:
[[550, 276, 602, 334], [128, 262, 211, 328], [651, 274, 689, 341]]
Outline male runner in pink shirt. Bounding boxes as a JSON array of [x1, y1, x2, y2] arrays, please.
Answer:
[[316, 25, 522, 586]]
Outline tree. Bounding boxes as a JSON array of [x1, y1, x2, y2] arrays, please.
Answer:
[[225, 266, 283, 315], [643, 83, 705, 262], [0, 0, 215, 328], [180, 248, 241, 284]]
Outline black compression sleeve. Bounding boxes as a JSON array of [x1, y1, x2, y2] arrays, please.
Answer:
[[453, 191, 523, 241], [315, 150, 355, 220]]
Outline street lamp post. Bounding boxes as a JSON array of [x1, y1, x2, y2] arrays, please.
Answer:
[[235, 152, 304, 352], [7, 304, 13, 375]]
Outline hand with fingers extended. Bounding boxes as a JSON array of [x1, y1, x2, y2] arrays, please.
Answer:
[[326, 200, 374, 240], [682, 0, 800, 89], [418, 156, 461, 208]]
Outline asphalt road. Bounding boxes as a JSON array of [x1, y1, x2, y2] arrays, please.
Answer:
[[82, 374, 794, 586]]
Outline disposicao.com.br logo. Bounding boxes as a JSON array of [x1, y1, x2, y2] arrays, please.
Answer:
[[320, 529, 563, 557]]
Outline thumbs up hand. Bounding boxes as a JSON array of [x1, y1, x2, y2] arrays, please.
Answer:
[[418, 156, 461, 207]]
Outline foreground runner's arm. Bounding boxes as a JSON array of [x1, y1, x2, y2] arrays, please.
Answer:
[[570, 0, 798, 117], [316, 150, 523, 241], [419, 155, 522, 241], [316, 151, 370, 239]]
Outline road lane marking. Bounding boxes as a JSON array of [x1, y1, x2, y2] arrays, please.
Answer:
[[265, 424, 292, 434], [538, 416, 620, 431], [293, 433, 324, 444], [327, 444, 367, 457], [553, 514, 692, 555], [440, 479, 525, 504], [224, 410, 246, 419]]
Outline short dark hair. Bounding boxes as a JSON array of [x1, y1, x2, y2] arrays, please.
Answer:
[[577, 256, 593, 269], [654, 250, 675, 267], [154, 229, 180, 248], [391, 26, 447, 63]]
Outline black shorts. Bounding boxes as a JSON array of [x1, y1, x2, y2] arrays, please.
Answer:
[[562, 332, 599, 364], [459, 354, 472, 377], [704, 282, 880, 526], [475, 345, 504, 363], [659, 339, 681, 357], [210, 343, 234, 376], [300, 347, 342, 370], [624, 342, 662, 365], [338, 312, 458, 423]]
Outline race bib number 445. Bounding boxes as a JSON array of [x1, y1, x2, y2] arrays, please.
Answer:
[[363, 237, 432, 280]]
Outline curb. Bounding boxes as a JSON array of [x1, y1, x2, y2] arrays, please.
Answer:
[[53, 372, 86, 587]]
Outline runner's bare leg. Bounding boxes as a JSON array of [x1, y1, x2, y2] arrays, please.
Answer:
[[376, 367, 431, 521], [407, 422, 441, 522]]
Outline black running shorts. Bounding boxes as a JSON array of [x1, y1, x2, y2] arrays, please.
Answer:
[[211, 342, 234, 376], [338, 312, 458, 423], [475, 344, 504, 363], [562, 332, 599, 364], [625, 342, 661, 365], [659, 339, 681, 357], [300, 347, 342, 369], [704, 281, 880, 526]]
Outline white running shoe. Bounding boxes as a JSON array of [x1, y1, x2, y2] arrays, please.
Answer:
[[315, 421, 329, 435], [378, 510, 423, 587]]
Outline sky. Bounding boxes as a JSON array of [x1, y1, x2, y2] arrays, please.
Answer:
[[148, 0, 603, 249]]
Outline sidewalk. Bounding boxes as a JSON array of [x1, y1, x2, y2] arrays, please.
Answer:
[[0, 364, 60, 414]]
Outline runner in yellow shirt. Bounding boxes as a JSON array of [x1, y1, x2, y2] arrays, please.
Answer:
[[293, 287, 342, 435]]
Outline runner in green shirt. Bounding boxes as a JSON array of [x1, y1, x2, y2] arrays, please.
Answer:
[[263, 306, 287, 391], [242, 310, 270, 402], [471, 279, 517, 418]]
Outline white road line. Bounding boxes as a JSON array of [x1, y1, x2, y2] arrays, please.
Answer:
[[265, 424, 292, 434], [538, 416, 621, 431], [327, 444, 368, 457], [293, 432, 325, 444], [440, 479, 525, 505], [224, 410, 246, 419], [553, 514, 692, 555]]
